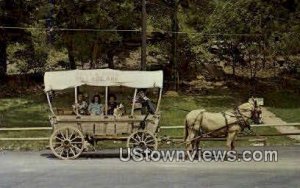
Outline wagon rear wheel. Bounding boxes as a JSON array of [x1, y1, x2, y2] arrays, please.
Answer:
[[50, 126, 84, 160], [127, 130, 158, 151]]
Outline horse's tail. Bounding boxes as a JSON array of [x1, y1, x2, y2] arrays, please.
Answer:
[[184, 119, 189, 141], [184, 110, 205, 141]]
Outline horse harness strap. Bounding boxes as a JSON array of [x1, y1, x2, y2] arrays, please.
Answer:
[[221, 112, 228, 126], [234, 108, 251, 130], [221, 112, 229, 135], [191, 111, 205, 129], [186, 111, 205, 138]]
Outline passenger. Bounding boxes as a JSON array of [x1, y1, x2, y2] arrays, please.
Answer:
[[107, 94, 118, 115], [88, 95, 103, 115], [73, 93, 88, 115], [136, 90, 156, 114]]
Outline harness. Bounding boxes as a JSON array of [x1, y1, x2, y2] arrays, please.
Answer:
[[221, 112, 229, 135], [186, 108, 252, 143], [234, 108, 251, 130]]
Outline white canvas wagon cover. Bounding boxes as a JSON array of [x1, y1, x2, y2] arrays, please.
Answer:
[[44, 69, 163, 91]]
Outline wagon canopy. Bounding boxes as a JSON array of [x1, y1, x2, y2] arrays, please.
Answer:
[[44, 69, 163, 91]]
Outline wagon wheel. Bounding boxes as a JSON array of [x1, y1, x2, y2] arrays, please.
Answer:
[[127, 130, 158, 151], [49, 126, 84, 160]]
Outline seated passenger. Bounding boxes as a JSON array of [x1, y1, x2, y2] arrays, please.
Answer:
[[88, 95, 103, 115], [107, 94, 118, 115], [73, 93, 88, 115], [136, 90, 156, 114]]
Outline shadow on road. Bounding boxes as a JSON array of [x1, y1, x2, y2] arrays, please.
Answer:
[[40, 150, 124, 160]]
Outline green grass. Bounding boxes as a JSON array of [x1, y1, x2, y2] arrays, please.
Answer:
[[0, 91, 298, 150], [0, 94, 50, 150], [264, 91, 300, 123], [0, 95, 49, 127], [268, 108, 300, 123]]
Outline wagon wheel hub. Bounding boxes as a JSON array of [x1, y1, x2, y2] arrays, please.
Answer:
[[63, 140, 71, 148], [139, 141, 147, 150]]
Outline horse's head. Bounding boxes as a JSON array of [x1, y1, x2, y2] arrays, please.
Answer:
[[237, 100, 262, 123]]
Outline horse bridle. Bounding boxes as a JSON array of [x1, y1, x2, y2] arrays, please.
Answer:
[[234, 107, 254, 130]]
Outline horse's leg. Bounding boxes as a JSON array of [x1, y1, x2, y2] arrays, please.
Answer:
[[226, 132, 236, 150], [195, 139, 200, 151], [187, 130, 198, 153], [230, 131, 238, 150], [194, 130, 200, 151], [186, 128, 194, 152]]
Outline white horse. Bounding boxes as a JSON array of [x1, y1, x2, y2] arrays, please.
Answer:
[[184, 102, 257, 151]]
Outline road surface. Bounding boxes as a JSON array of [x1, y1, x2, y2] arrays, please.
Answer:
[[0, 146, 299, 188]]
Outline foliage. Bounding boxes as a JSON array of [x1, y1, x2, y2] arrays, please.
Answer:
[[0, 0, 299, 80]]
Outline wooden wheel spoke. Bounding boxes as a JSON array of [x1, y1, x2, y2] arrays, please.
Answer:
[[71, 144, 81, 152], [141, 132, 145, 141], [145, 139, 155, 144], [130, 137, 139, 144], [70, 147, 76, 156], [54, 145, 64, 153], [71, 141, 83, 144], [144, 135, 153, 142], [59, 149, 64, 157], [69, 131, 75, 140], [58, 130, 66, 140], [61, 131, 67, 140], [136, 133, 142, 141], [65, 129, 69, 139], [55, 136, 64, 142], [146, 144, 155, 147]]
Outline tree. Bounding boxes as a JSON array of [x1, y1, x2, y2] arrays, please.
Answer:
[[0, 0, 41, 79], [48, 0, 140, 69]]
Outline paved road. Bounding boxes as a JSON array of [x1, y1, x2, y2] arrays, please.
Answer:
[[0, 146, 299, 188]]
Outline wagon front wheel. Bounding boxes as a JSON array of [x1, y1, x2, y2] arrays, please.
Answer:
[[50, 126, 84, 160], [127, 131, 158, 151]]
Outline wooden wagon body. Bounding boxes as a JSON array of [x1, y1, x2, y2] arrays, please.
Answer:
[[45, 69, 163, 159]]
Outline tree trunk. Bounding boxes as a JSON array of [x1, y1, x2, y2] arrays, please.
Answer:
[[107, 51, 114, 69], [232, 59, 236, 76], [171, 1, 179, 90], [0, 41, 7, 80], [67, 44, 76, 70], [140, 0, 147, 70]]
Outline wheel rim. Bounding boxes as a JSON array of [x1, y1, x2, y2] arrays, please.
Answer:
[[127, 131, 158, 151], [50, 126, 84, 160]]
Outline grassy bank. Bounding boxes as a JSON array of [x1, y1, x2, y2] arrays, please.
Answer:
[[265, 91, 300, 123], [0, 94, 49, 127]]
